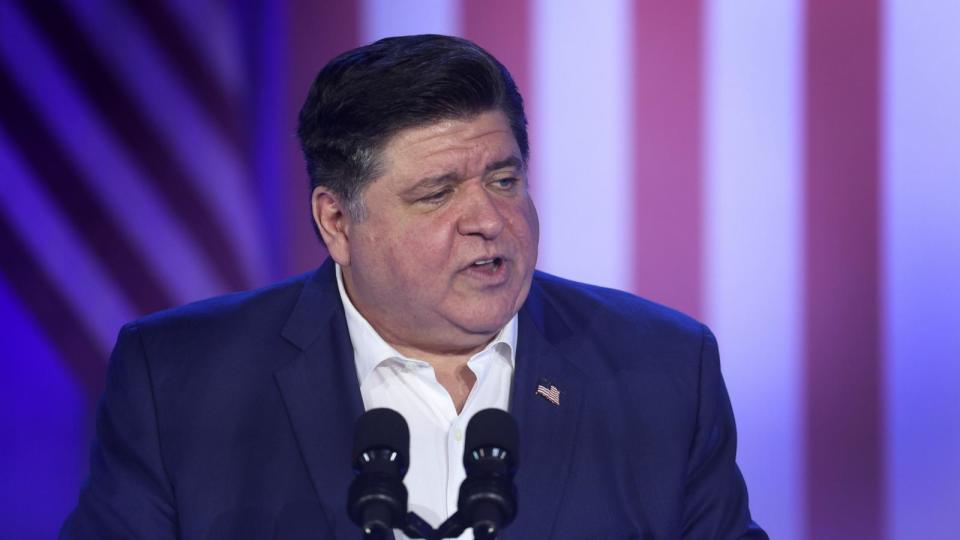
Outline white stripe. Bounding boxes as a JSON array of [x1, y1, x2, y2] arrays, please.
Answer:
[[703, 1, 803, 538], [66, 0, 269, 286], [531, 0, 632, 290], [361, 0, 460, 43], [885, 1, 960, 537], [0, 126, 134, 353], [0, 2, 225, 305]]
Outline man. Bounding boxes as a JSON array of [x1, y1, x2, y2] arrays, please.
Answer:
[[63, 35, 766, 539]]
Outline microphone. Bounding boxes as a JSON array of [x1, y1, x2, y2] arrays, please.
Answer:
[[347, 408, 410, 539], [456, 408, 519, 539]]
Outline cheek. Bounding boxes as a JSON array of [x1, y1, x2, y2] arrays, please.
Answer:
[[508, 198, 540, 252], [525, 199, 540, 245], [383, 221, 457, 275]]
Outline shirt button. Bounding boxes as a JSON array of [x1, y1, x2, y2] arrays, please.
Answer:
[[454, 429, 463, 442]]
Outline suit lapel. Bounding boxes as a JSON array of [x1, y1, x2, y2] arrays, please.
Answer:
[[274, 260, 365, 535], [507, 280, 585, 538]]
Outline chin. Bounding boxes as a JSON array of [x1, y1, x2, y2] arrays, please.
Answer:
[[445, 289, 526, 333], [451, 309, 514, 337]]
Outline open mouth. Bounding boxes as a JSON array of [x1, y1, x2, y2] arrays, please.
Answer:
[[470, 257, 504, 271]]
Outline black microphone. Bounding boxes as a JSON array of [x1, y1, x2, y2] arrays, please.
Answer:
[[457, 408, 519, 539], [347, 408, 410, 539]]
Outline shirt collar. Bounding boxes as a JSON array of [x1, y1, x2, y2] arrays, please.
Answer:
[[335, 263, 517, 385]]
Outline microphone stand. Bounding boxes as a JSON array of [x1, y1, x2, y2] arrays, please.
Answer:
[[434, 510, 468, 539], [398, 511, 439, 539], [396, 509, 500, 540]]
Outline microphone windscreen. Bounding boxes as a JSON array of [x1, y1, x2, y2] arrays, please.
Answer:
[[352, 408, 410, 469], [464, 408, 518, 463]]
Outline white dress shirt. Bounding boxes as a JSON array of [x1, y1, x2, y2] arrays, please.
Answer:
[[336, 265, 517, 539]]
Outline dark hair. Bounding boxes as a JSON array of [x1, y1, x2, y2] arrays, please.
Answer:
[[297, 34, 528, 220]]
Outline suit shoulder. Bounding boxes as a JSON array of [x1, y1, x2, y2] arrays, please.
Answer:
[[130, 271, 312, 341], [106, 271, 323, 391], [531, 270, 706, 342], [528, 271, 713, 379]]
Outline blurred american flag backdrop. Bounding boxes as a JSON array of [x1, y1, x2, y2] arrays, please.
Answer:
[[1, 1, 958, 538]]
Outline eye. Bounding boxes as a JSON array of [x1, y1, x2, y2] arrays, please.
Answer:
[[492, 177, 519, 190], [418, 188, 452, 204]]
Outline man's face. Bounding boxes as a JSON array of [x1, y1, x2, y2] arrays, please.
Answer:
[[325, 110, 539, 355]]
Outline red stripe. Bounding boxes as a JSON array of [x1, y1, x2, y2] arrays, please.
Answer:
[[803, 1, 885, 538], [461, 0, 532, 123], [631, 1, 703, 318], [279, 2, 359, 275]]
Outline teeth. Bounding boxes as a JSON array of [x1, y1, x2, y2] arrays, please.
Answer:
[[474, 259, 495, 266]]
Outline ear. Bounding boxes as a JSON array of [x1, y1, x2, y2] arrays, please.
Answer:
[[311, 186, 353, 266]]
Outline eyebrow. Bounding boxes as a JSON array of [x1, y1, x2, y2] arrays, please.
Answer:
[[408, 154, 525, 192], [484, 155, 524, 174]]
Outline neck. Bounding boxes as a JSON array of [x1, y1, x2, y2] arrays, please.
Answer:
[[391, 342, 481, 414], [430, 358, 477, 414]]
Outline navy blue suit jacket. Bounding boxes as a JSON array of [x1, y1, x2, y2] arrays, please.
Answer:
[[62, 259, 766, 539]]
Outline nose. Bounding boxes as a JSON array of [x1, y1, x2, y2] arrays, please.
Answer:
[[456, 184, 505, 239]]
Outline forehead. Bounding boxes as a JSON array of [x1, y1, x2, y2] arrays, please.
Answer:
[[377, 110, 521, 182]]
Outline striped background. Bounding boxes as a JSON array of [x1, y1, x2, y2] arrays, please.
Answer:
[[1, 1, 958, 538]]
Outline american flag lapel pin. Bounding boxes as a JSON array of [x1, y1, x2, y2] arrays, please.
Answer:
[[535, 378, 561, 406]]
